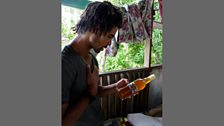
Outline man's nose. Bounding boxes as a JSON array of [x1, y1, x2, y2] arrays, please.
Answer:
[[108, 40, 112, 45], [104, 42, 111, 48]]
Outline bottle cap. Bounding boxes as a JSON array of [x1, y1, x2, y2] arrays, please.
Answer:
[[149, 74, 156, 80]]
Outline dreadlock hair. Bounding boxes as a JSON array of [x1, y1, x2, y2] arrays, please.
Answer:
[[72, 1, 122, 36]]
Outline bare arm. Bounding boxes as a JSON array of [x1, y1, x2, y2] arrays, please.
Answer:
[[98, 78, 129, 97], [98, 83, 117, 96]]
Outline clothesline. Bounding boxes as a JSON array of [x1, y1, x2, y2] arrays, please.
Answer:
[[106, 0, 155, 56]]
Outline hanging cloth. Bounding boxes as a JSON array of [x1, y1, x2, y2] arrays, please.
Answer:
[[138, 0, 153, 37], [117, 7, 134, 43], [106, 0, 153, 57]]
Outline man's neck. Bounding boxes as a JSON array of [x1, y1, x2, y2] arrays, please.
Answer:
[[70, 35, 91, 62]]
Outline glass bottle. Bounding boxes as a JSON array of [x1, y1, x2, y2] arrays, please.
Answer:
[[117, 74, 156, 100]]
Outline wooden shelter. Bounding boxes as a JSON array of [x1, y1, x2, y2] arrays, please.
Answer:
[[62, 0, 163, 124]]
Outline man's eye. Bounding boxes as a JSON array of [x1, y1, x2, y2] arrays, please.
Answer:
[[107, 36, 113, 39]]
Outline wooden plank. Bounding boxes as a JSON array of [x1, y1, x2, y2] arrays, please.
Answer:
[[126, 71, 134, 114], [147, 69, 152, 110], [115, 73, 122, 117], [144, 83, 150, 110], [99, 67, 149, 76], [101, 75, 108, 120], [121, 72, 128, 117], [136, 70, 144, 112], [142, 69, 150, 111], [145, 69, 153, 110], [144, 37, 151, 67], [153, 21, 163, 29], [106, 75, 111, 119], [139, 69, 146, 111], [131, 71, 139, 113], [137, 70, 143, 112], [109, 74, 116, 118], [99, 76, 103, 112], [99, 65, 162, 120]]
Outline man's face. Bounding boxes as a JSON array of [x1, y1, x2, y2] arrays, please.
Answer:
[[89, 27, 118, 53]]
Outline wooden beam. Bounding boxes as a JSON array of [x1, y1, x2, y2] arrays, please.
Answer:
[[153, 21, 163, 29], [144, 37, 151, 67]]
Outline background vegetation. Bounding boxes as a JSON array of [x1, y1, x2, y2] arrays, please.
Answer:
[[61, 0, 163, 72]]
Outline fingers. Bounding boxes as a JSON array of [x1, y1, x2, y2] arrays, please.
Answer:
[[122, 78, 129, 84], [133, 92, 139, 96], [117, 78, 129, 88]]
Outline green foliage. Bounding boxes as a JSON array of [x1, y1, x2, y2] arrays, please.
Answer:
[[61, 21, 74, 40], [101, 42, 145, 72], [108, 0, 136, 6], [61, 5, 83, 49], [61, 0, 163, 72], [151, 29, 163, 65], [153, 0, 162, 22]]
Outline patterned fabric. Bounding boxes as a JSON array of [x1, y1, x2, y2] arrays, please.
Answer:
[[106, 0, 153, 57], [128, 4, 149, 42], [117, 6, 134, 43], [105, 37, 119, 57], [138, 0, 153, 37], [118, 0, 153, 43]]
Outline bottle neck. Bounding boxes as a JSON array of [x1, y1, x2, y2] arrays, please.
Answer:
[[143, 75, 155, 84]]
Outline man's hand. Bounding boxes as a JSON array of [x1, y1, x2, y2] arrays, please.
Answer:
[[116, 78, 139, 98], [115, 78, 129, 89], [86, 65, 99, 96]]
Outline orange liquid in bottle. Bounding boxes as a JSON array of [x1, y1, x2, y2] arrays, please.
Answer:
[[117, 74, 155, 100]]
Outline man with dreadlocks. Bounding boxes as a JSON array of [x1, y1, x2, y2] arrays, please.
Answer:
[[61, 1, 131, 126]]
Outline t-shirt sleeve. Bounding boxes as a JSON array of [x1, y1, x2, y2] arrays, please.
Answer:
[[62, 58, 76, 103]]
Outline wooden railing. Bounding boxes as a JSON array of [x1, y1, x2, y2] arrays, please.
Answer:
[[99, 64, 162, 120]]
